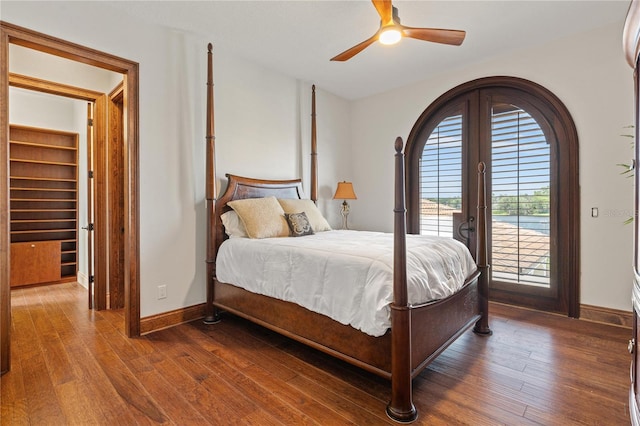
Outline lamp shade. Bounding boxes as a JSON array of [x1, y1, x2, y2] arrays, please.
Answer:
[[333, 181, 357, 200]]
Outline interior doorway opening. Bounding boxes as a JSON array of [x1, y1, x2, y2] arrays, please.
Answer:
[[8, 71, 117, 306], [1, 21, 141, 376]]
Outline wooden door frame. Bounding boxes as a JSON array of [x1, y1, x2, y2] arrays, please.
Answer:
[[108, 82, 125, 309], [1, 21, 140, 374]]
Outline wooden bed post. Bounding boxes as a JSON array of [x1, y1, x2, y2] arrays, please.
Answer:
[[387, 137, 417, 423], [204, 43, 219, 324], [310, 84, 318, 203], [474, 162, 492, 335]]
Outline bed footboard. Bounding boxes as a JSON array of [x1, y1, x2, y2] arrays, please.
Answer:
[[387, 140, 491, 423]]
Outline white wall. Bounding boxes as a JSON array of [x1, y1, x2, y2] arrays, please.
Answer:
[[9, 44, 120, 94], [9, 87, 80, 131], [3, 1, 352, 318], [299, 84, 353, 226], [350, 21, 634, 311]]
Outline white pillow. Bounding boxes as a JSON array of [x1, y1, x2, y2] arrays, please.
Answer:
[[220, 210, 248, 238], [277, 198, 332, 232], [227, 196, 290, 239]]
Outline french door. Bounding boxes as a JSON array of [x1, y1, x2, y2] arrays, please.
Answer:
[[406, 77, 579, 315]]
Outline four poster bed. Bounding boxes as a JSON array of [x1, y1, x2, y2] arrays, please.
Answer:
[[202, 44, 491, 422]]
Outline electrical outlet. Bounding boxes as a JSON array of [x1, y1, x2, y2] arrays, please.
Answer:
[[158, 285, 167, 299]]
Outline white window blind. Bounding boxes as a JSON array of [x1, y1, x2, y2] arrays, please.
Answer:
[[420, 114, 463, 237], [491, 106, 550, 287]]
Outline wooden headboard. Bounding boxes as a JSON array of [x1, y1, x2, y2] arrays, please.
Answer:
[[204, 42, 317, 322], [213, 174, 305, 251]]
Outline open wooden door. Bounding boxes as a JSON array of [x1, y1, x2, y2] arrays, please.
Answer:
[[85, 102, 95, 308], [108, 82, 125, 309]]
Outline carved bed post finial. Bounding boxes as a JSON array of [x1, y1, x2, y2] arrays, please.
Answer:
[[204, 42, 219, 325], [474, 161, 492, 335], [311, 84, 318, 203], [387, 136, 417, 423]]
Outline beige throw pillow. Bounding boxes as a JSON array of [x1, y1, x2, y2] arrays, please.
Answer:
[[277, 198, 332, 232], [227, 196, 289, 239]]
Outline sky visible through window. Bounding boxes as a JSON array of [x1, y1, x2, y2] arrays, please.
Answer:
[[492, 108, 550, 199], [419, 113, 549, 197]]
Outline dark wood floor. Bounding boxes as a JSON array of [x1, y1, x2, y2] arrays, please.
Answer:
[[1, 282, 632, 425]]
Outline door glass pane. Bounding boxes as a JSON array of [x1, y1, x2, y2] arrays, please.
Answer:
[[491, 103, 550, 287], [420, 114, 462, 237]]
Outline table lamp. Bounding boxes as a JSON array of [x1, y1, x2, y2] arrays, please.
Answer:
[[333, 181, 357, 229]]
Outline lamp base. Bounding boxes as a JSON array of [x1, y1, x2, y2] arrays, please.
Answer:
[[341, 200, 350, 230]]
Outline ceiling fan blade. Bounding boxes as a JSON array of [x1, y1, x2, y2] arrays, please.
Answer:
[[330, 33, 379, 61], [372, 0, 393, 24], [403, 27, 466, 46]]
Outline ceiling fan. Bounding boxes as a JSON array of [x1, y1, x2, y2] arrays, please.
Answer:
[[330, 0, 466, 62]]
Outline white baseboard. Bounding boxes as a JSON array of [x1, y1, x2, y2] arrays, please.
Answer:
[[77, 271, 88, 289]]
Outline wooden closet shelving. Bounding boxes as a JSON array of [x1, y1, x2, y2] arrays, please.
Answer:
[[9, 124, 79, 287]]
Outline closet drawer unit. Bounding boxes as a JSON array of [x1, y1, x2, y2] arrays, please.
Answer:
[[10, 241, 61, 287]]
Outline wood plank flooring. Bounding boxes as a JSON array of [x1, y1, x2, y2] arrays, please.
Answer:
[[1, 282, 632, 425]]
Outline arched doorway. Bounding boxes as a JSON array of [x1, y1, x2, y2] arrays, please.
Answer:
[[405, 76, 579, 316]]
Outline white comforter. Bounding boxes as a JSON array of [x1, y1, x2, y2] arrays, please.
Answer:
[[216, 230, 477, 337]]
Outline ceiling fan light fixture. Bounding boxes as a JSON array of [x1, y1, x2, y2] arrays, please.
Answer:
[[330, 0, 465, 61], [379, 27, 402, 45]]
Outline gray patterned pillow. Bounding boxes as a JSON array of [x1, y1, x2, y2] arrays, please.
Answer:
[[285, 212, 314, 237]]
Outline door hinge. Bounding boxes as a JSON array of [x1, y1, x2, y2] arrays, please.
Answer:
[[88, 170, 94, 179], [89, 275, 95, 284], [88, 118, 94, 126]]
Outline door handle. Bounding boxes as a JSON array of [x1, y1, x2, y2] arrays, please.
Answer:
[[457, 216, 475, 237]]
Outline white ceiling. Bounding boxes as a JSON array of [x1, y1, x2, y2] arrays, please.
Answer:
[[105, 0, 631, 100]]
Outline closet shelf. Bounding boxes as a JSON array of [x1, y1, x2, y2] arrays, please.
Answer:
[[10, 187, 77, 192], [11, 176, 76, 182], [10, 158, 77, 167], [11, 228, 77, 235], [11, 198, 76, 202], [11, 208, 77, 212], [10, 140, 78, 150], [12, 219, 77, 223]]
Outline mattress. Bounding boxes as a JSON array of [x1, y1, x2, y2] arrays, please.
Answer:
[[216, 230, 477, 337]]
